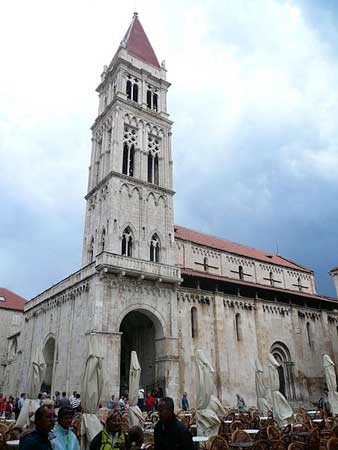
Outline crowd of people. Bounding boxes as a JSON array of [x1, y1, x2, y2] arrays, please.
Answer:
[[0, 388, 195, 450]]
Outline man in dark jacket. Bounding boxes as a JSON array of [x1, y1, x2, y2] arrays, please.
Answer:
[[19, 405, 55, 449], [154, 397, 194, 450]]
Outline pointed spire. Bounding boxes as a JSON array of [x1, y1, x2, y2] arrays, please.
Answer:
[[121, 13, 161, 68]]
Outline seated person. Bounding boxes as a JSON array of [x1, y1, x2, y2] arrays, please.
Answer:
[[90, 410, 127, 450], [53, 406, 80, 450], [126, 426, 144, 450]]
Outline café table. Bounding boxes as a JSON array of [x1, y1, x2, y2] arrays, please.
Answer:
[[6, 440, 20, 448], [193, 436, 208, 449], [313, 419, 324, 423], [243, 429, 259, 435], [224, 420, 233, 424], [229, 442, 254, 448]]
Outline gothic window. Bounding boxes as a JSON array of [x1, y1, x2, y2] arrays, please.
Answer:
[[123, 126, 137, 177], [121, 227, 133, 257], [191, 307, 198, 338], [126, 80, 132, 99], [270, 271, 274, 287], [88, 236, 94, 262], [203, 257, 208, 271], [306, 322, 312, 348], [147, 135, 160, 185], [235, 313, 242, 341], [147, 89, 152, 108], [239, 266, 244, 280], [150, 234, 160, 262], [101, 228, 106, 252], [147, 152, 153, 183], [153, 93, 158, 111], [133, 83, 138, 102], [270, 341, 295, 400]]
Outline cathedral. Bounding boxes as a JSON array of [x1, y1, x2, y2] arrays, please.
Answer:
[[4, 13, 338, 408]]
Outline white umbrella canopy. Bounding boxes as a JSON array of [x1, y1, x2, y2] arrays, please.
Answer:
[[196, 350, 224, 437], [255, 359, 272, 416], [28, 345, 46, 398], [81, 334, 104, 445], [323, 355, 338, 415], [267, 353, 293, 427], [16, 346, 45, 429], [128, 351, 144, 428]]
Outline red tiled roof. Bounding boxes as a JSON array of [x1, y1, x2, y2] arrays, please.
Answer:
[[122, 13, 161, 68], [181, 268, 336, 302], [0, 288, 26, 311], [174, 225, 312, 273]]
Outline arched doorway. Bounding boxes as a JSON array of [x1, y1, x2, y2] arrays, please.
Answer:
[[42, 337, 56, 393], [119, 309, 164, 396], [271, 341, 295, 400]]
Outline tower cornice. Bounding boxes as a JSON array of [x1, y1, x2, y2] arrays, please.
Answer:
[[91, 96, 173, 131], [85, 169, 175, 200]]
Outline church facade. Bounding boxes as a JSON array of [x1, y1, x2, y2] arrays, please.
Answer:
[[4, 14, 338, 408]]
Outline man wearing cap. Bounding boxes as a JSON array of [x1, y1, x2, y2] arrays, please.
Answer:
[[90, 410, 127, 450], [52, 406, 80, 450]]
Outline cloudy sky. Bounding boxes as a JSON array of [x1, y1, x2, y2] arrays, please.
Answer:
[[1, 0, 338, 299]]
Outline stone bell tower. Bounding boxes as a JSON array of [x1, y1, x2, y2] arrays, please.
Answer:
[[82, 13, 176, 270]]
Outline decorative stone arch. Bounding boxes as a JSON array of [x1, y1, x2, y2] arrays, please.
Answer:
[[118, 305, 167, 396], [131, 186, 142, 200], [119, 182, 130, 196], [42, 333, 57, 394], [270, 341, 296, 400], [157, 195, 167, 208]]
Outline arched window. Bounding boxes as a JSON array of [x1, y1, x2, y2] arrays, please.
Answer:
[[306, 322, 312, 348], [88, 237, 94, 262], [150, 234, 160, 262], [203, 257, 208, 271], [132, 83, 138, 102], [101, 228, 106, 252], [148, 152, 153, 183], [147, 90, 152, 108], [239, 266, 244, 280], [121, 227, 133, 257], [191, 307, 198, 338], [126, 80, 132, 100], [153, 93, 158, 111], [122, 143, 129, 175], [129, 145, 135, 177], [154, 154, 159, 185], [235, 313, 242, 341], [270, 271, 274, 287]]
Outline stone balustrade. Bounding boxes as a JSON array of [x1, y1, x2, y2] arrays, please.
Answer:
[[95, 251, 181, 283]]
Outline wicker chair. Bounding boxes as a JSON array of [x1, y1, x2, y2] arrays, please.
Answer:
[[230, 421, 245, 432], [287, 443, 305, 450], [267, 425, 281, 440], [252, 440, 270, 450], [231, 430, 251, 443], [207, 435, 229, 450], [255, 428, 268, 441], [328, 438, 338, 450], [270, 440, 288, 450]]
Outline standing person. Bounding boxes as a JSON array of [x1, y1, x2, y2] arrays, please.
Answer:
[[18, 393, 26, 410], [59, 392, 71, 407], [0, 393, 5, 417], [52, 406, 80, 450], [118, 395, 125, 411], [181, 392, 189, 411], [14, 396, 21, 419], [236, 393, 246, 412], [319, 388, 331, 414], [145, 392, 155, 414], [18, 405, 55, 449], [69, 391, 77, 404], [54, 392, 61, 408], [70, 393, 81, 412], [5, 396, 14, 418], [137, 389, 144, 411], [107, 395, 115, 409], [90, 410, 127, 450], [154, 397, 194, 450]]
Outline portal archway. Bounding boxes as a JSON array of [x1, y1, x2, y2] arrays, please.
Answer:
[[271, 341, 295, 400], [119, 309, 165, 396], [42, 337, 56, 393]]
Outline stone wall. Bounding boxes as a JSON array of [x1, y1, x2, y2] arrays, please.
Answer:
[[0, 308, 23, 393]]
